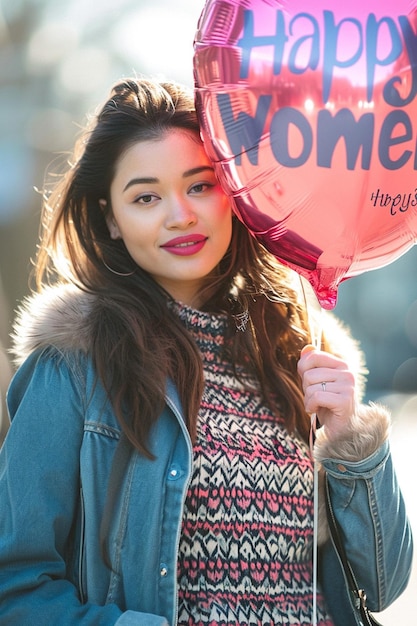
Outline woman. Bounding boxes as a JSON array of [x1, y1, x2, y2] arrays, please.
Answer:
[[0, 78, 412, 625]]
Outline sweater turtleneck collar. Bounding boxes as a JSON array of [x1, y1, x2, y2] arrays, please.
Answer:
[[169, 300, 231, 362]]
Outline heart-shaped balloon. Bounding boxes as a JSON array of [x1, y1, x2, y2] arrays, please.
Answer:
[[193, 0, 417, 308]]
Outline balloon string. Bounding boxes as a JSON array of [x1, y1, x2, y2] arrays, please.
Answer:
[[311, 427, 319, 626], [297, 276, 324, 625], [309, 306, 324, 626]]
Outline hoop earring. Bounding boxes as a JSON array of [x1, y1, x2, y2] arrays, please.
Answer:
[[102, 259, 136, 277]]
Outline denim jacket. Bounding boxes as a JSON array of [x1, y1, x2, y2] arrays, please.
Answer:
[[0, 346, 412, 626], [0, 286, 413, 625]]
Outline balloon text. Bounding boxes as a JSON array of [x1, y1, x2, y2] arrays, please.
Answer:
[[215, 9, 417, 172], [238, 9, 417, 105], [217, 95, 417, 170]]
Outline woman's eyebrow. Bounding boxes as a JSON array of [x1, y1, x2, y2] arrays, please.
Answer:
[[183, 166, 215, 178], [123, 177, 158, 192]]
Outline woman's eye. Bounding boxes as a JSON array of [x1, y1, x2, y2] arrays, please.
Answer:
[[189, 182, 214, 194], [136, 194, 157, 204]]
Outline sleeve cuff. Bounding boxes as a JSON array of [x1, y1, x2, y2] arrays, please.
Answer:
[[314, 401, 391, 465]]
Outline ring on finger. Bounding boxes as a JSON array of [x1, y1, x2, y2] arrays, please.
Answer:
[[321, 381, 326, 392]]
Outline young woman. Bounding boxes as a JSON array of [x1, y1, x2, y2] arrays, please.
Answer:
[[0, 78, 412, 625]]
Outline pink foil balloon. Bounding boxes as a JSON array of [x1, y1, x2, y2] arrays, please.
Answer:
[[193, 0, 417, 308]]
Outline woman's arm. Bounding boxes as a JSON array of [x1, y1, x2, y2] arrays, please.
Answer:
[[315, 403, 413, 610], [297, 339, 413, 611]]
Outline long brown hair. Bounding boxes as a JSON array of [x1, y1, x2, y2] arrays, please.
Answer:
[[36, 77, 313, 457]]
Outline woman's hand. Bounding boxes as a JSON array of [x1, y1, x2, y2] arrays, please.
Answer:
[[297, 345, 359, 441]]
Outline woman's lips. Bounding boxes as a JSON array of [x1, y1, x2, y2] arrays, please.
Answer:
[[160, 234, 208, 256]]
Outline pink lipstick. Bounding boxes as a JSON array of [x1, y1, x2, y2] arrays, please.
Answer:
[[161, 234, 208, 256]]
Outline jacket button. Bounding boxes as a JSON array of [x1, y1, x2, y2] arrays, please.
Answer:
[[168, 465, 181, 480], [337, 464, 347, 473], [160, 566, 168, 577]]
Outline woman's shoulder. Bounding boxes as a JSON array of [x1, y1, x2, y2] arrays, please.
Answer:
[[11, 283, 98, 368]]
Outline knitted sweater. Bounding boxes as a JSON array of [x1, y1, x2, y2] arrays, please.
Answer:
[[174, 303, 333, 626]]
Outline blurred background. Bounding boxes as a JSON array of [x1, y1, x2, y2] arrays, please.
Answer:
[[0, 0, 415, 621]]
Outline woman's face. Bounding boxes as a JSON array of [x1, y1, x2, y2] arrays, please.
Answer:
[[104, 130, 233, 306]]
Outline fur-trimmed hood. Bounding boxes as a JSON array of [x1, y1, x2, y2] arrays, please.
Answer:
[[11, 284, 97, 368]]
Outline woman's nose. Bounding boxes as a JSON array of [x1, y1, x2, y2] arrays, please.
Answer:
[[165, 196, 197, 228]]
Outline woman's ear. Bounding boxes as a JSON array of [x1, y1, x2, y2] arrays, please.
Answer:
[[99, 199, 121, 240]]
